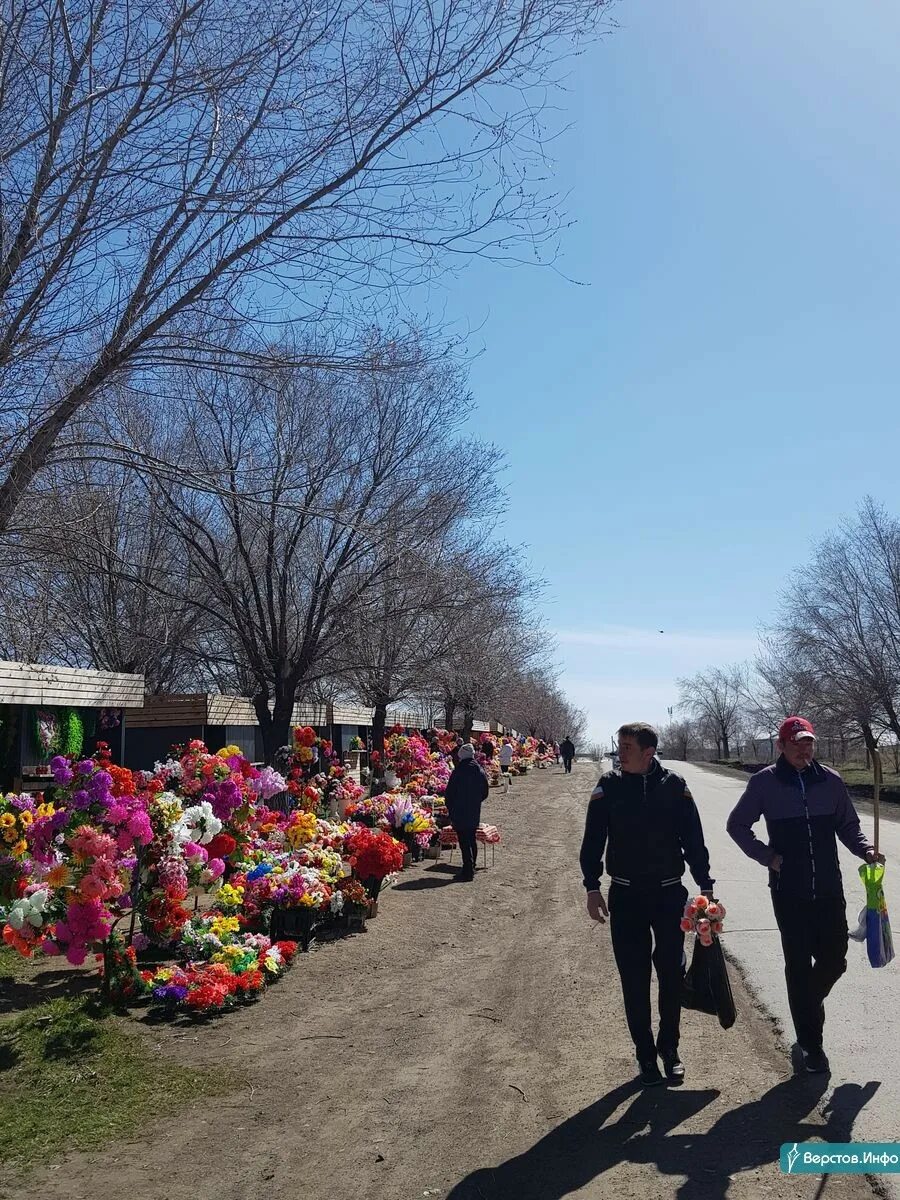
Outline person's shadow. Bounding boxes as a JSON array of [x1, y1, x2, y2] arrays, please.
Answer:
[[446, 1075, 880, 1200], [392, 864, 460, 891]]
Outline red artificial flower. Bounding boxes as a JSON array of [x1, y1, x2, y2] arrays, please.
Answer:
[[107, 764, 137, 797], [205, 833, 237, 860], [345, 828, 404, 881]]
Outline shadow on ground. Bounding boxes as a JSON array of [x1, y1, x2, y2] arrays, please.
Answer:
[[446, 1075, 880, 1200], [393, 875, 461, 891], [0, 967, 98, 1015]]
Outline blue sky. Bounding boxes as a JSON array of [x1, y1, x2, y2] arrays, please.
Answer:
[[429, 0, 900, 744]]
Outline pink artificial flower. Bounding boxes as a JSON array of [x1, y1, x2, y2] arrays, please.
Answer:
[[127, 811, 153, 845], [204, 858, 225, 881]]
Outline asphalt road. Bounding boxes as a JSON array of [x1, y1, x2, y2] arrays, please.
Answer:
[[669, 760, 900, 1170]]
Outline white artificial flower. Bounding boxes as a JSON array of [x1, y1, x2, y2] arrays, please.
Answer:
[[172, 801, 222, 846], [7, 889, 50, 930]]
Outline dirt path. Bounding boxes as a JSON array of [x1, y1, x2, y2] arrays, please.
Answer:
[[1, 762, 880, 1200]]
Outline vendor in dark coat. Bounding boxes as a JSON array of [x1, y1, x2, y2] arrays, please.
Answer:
[[445, 744, 489, 881]]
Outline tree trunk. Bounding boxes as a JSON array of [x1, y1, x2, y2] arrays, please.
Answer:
[[861, 722, 878, 766], [254, 686, 296, 766], [372, 702, 388, 765], [444, 700, 456, 733], [721, 730, 730, 759], [463, 710, 474, 741]]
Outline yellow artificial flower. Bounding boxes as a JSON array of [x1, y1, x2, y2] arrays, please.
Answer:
[[209, 918, 240, 945], [217, 745, 242, 759], [286, 811, 317, 849], [3, 828, 17, 844], [11, 840, 27, 858], [35, 802, 55, 818], [18, 810, 33, 826], [217, 884, 244, 909], [0, 813, 15, 828]]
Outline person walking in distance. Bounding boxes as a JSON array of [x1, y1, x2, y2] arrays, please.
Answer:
[[560, 735, 576, 774], [445, 744, 489, 882], [498, 739, 515, 790], [580, 722, 716, 1086], [727, 716, 884, 1074]]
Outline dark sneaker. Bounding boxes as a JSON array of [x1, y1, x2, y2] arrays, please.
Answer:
[[638, 1058, 665, 1087], [802, 1047, 830, 1074], [456, 870, 474, 882], [660, 1051, 685, 1083]]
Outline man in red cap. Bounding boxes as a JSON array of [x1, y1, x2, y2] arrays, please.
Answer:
[[727, 716, 884, 1073]]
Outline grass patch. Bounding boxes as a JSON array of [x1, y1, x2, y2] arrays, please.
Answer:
[[0, 996, 232, 1167], [832, 765, 900, 790], [0, 944, 37, 984]]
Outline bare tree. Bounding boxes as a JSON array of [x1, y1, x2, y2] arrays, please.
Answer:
[[677, 664, 747, 760], [428, 551, 546, 737], [502, 666, 584, 743], [336, 540, 498, 756], [0, 0, 610, 532], [657, 719, 697, 762], [772, 500, 900, 751], [141, 337, 500, 760], [5, 450, 208, 689]]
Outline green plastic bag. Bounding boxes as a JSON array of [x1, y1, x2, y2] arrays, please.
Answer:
[[858, 862, 894, 969]]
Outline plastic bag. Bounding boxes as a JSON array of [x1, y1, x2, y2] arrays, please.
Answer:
[[681, 935, 736, 1029], [858, 862, 895, 968], [849, 905, 868, 943]]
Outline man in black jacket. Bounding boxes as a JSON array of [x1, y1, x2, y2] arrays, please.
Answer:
[[580, 722, 716, 1086], [560, 736, 576, 773], [445, 743, 489, 882]]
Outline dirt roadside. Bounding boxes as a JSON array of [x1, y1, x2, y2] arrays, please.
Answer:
[[0, 761, 880, 1200]]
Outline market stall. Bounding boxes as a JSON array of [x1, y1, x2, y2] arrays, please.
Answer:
[[126, 697, 377, 770], [0, 660, 144, 792]]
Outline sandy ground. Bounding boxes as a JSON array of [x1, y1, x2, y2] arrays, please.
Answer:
[[0, 761, 881, 1200]]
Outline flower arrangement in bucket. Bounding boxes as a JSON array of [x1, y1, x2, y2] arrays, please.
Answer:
[[680, 895, 726, 945], [344, 826, 404, 913]]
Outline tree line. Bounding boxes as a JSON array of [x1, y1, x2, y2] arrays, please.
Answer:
[[660, 499, 900, 766], [0, 1, 600, 760]]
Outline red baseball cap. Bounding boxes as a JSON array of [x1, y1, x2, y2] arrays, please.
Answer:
[[778, 716, 816, 743]]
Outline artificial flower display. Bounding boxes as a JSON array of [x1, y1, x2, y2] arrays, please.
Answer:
[[381, 728, 451, 797], [0, 753, 153, 964], [344, 827, 404, 896]]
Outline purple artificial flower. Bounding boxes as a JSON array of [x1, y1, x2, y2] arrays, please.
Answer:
[[210, 778, 242, 822], [153, 984, 189, 1003], [50, 756, 74, 786]]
